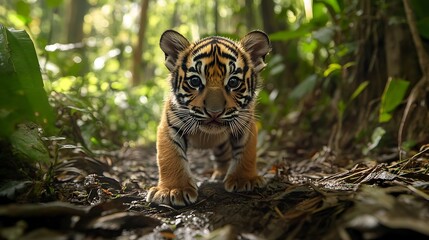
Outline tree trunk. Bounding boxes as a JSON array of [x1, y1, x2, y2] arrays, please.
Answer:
[[333, 0, 426, 153], [214, 0, 219, 34], [65, 0, 89, 76], [171, 0, 180, 28], [132, 0, 150, 86], [260, 0, 298, 91], [245, 0, 255, 31], [66, 0, 89, 43]]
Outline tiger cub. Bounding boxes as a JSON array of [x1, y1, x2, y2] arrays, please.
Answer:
[[146, 30, 271, 206]]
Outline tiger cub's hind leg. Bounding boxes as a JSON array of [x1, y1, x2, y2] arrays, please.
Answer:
[[210, 140, 232, 180]]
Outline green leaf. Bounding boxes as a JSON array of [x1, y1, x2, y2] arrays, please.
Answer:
[[0, 180, 32, 199], [0, 25, 55, 137], [323, 63, 341, 77], [15, 0, 31, 24], [350, 81, 369, 101], [379, 78, 410, 123], [312, 2, 330, 25], [316, 0, 341, 13], [10, 123, 50, 164], [289, 74, 318, 99], [379, 112, 392, 123], [362, 127, 386, 155], [46, 0, 64, 8]]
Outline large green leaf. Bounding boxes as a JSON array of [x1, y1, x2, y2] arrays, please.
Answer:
[[0, 25, 55, 137], [379, 78, 410, 123]]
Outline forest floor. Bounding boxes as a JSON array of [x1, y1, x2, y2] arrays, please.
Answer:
[[1, 144, 429, 239]]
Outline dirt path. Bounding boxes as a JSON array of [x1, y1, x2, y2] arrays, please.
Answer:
[[1, 146, 428, 239]]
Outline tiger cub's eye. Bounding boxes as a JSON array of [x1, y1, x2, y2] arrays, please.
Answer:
[[189, 76, 202, 88], [227, 77, 240, 89]]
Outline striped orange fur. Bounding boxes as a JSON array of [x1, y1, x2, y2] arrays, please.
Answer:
[[146, 30, 271, 206]]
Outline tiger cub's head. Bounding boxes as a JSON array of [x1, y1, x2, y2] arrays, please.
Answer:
[[160, 30, 271, 136]]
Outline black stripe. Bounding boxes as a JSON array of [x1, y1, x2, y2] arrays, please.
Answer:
[[192, 107, 204, 114], [193, 37, 236, 54], [184, 98, 194, 105], [166, 113, 188, 159], [188, 61, 202, 73], [192, 37, 239, 60], [188, 67, 196, 73], [234, 68, 243, 74], [215, 38, 239, 56], [214, 141, 230, 159], [232, 151, 243, 158], [231, 130, 244, 141], [193, 51, 213, 61], [207, 58, 227, 76], [221, 52, 237, 61], [225, 108, 236, 114], [182, 85, 191, 92], [236, 86, 246, 93], [229, 62, 236, 73], [243, 65, 250, 91], [166, 112, 184, 135], [172, 74, 177, 91], [181, 52, 189, 71], [192, 38, 214, 52], [172, 138, 187, 156], [250, 69, 255, 94], [177, 92, 192, 99], [192, 39, 216, 57], [217, 140, 229, 151]]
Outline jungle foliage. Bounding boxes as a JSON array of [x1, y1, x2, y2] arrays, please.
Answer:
[[1, 0, 428, 150]]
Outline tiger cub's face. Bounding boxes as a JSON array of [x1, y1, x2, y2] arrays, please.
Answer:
[[160, 30, 271, 136]]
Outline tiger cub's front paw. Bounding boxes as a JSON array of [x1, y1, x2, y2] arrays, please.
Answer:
[[146, 182, 198, 207], [224, 175, 266, 192]]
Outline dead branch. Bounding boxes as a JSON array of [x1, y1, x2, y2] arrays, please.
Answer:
[[398, 0, 429, 155]]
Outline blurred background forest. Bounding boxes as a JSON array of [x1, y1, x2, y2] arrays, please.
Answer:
[[1, 0, 428, 162]]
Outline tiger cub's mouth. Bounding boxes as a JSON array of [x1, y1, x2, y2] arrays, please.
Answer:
[[198, 118, 229, 134], [198, 124, 228, 135], [203, 119, 224, 126]]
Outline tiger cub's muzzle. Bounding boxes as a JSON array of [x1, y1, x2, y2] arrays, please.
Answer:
[[203, 87, 226, 121]]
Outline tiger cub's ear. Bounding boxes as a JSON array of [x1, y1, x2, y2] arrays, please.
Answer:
[[240, 30, 271, 72], [160, 30, 191, 71]]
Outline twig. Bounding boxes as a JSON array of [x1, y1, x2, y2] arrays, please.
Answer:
[[402, 0, 429, 74], [274, 206, 285, 220], [393, 180, 429, 201], [398, 0, 429, 158], [388, 146, 429, 170]]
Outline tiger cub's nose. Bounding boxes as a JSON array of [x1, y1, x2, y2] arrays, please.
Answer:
[[205, 102, 224, 118], [204, 88, 225, 118], [206, 109, 223, 118]]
